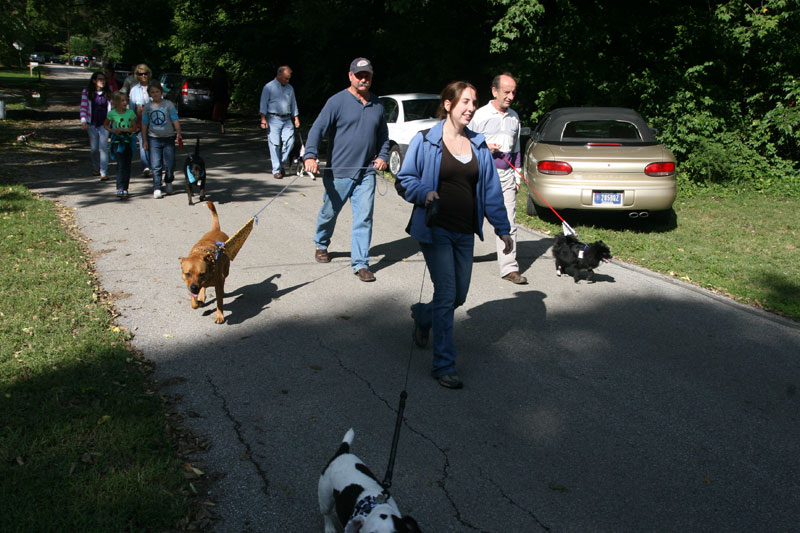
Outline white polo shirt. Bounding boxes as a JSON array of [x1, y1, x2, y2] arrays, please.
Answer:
[[469, 102, 521, 155]]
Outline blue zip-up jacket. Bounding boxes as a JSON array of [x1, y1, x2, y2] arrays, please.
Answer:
[[304, 89, 389, 180], [397, 120, 510, 244]]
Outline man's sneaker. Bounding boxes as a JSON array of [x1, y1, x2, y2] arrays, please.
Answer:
[[143, 168, 152, 177], [122, 190, 129, 198], [154, 189, 164, 199], [165, 183, 173, 194], [502, 271, 528, 284], [100, 173, 109, 181], [116, 189, 125, 198]]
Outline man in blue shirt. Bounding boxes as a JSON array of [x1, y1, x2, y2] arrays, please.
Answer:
[[304, 58, 389, 282], [260, 66, 300, 179]]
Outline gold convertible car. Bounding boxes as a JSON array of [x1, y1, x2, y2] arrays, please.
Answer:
[[523, 107, 677, 220]]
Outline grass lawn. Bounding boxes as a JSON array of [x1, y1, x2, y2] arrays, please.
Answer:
[[0, 184, 206, 531], [0, 67, 48, 112], [517, 185, 800, 320]]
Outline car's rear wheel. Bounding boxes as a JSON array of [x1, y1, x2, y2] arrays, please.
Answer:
[[388, 145, 403, 176], [526, 192, 539, 217]]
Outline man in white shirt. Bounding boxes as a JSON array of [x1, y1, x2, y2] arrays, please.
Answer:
[[469, 73, 527, 284]]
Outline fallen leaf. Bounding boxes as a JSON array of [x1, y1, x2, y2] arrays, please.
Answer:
[[97, 415, 112, 425]]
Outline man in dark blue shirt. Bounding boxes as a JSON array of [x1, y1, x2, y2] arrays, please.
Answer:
[[304, 58, 390, 282]]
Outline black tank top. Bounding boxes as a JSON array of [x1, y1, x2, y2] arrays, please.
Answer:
[[435, 141, 478, 234]]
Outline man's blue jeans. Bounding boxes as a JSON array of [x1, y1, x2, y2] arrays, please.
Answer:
[[415, 226, 475, 377], [267, 115, 294, 173], [87, 124, 109, 175], [148, 135, 175, 190], [314, 173, 376, 272]]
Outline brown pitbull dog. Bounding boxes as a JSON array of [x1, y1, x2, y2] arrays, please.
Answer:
[[179, 202, 230, 323]]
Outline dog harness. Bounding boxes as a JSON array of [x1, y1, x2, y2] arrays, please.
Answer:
[[578, 244, 588, 259], [214, 241, 226, 260], [186, 161, 206, 184], [350, 493, 389, 522]]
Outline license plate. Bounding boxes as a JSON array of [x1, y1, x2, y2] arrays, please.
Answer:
[[593, 191, 622, 206]]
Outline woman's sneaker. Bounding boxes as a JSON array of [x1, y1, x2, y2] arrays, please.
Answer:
[[437, 373, 463, 389], [116, 190, 125, 198], [153, 189, 164, 199]]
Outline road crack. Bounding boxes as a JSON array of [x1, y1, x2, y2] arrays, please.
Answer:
[[206, 375, 270, 495], [319, 338, 493, 531]]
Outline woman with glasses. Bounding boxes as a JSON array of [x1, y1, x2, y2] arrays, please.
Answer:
[[128, 64, 153, 177]]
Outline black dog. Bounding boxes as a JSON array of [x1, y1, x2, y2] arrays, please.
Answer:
[[183, 138, 207, 205], [552, 233, 612, 283]]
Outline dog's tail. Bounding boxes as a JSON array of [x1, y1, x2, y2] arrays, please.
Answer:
[[322, 428, 355, 474], [336, 428, 354, 456], [194, 138, 200, 158], [207, 201, 221, 232]]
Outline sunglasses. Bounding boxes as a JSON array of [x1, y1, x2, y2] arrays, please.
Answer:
[[136, 72, 149, 76]]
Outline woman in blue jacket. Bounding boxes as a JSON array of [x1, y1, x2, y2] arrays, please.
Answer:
[[397, 81, 512, 389]]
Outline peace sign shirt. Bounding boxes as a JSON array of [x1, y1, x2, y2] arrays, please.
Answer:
[[142, 100, 179, 138]]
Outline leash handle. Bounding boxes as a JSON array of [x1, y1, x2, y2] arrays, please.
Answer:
[[381, 390, 407, 490]]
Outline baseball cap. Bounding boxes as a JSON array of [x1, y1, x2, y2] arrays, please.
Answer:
[[349, 57, 373, 75]]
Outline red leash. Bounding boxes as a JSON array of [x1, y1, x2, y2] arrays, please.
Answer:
[[502, 155, 577, 235]]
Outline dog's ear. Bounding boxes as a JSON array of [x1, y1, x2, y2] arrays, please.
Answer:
[[344, 516, 365, 533], [403, 515, 422, 533]]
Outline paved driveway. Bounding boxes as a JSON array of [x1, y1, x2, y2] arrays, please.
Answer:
[[22, 65, 800, 532]]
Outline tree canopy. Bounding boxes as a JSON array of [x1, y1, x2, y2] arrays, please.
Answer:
[[2, 0, 798, 190]]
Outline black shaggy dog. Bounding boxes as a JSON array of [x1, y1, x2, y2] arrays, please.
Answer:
[[552, 233, 612, 283], [183, 139, 207, 205]]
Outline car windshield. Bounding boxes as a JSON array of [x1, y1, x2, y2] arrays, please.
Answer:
[[403, 98, 439, 121], [188, 79, 212, 90], [562, 120, 642, 141]]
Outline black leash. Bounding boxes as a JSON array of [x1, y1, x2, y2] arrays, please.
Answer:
[[381, 263, 427, 491]]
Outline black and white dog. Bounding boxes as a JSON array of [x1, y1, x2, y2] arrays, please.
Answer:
[[183, 138, 206, 205], [318, 429, 420, 533], [552, 233, 612, 283]]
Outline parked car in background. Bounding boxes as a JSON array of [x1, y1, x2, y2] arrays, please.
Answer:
[[159, 72, 182, 97], [166, 76, 215, 117], [523, 107, 677, 220], [379, 93, 440, 176], [29, 53, 45, 63]]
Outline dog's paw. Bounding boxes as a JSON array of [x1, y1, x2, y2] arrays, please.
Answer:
[[215, 313, 225, 324]]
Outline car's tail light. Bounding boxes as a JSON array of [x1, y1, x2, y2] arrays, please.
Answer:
[[181, 81, 189, 95], [645, 162, 676, 176], [537, 160, 573, 175]]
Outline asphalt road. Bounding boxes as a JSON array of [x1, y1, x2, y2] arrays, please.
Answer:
[[22, 65, 800, 532]]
